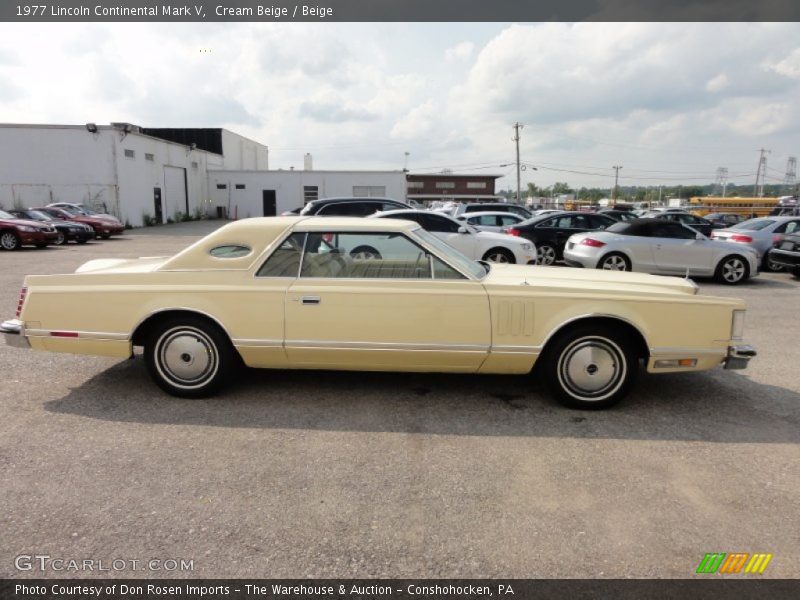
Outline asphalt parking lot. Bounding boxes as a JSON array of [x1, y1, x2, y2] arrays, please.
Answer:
[[1, 220, 798, 579]]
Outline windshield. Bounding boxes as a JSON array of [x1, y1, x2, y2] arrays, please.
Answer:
[[24, 210, 50, 221], [0, 209, 14, 219], [412, 227, 487, 279], [736, 218, 775, 231], [57, 206, 81, 216]]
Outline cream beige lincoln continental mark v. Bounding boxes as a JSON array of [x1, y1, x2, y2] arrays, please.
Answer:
[[2, 216, 756, 409]]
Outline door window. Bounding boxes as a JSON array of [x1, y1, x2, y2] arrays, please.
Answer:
[[301, 232, 433, 279], [423, 214, 461, 233], [257, 233, 305, 277], [499, 215, 520, 226]]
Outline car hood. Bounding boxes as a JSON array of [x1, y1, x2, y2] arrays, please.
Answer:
[[483, 263, 699, 296], [2, 218, 50, 229], [475, 230, 528, 244]]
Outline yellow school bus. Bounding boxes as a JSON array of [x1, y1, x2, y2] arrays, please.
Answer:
[[689, 197, 780, 218]]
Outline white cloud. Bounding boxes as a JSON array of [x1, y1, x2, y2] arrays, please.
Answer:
[[766, 48, 800, 80], [390, 101, 438, 139], [445, 42, 474, 63], [706, 73, 730, 93]]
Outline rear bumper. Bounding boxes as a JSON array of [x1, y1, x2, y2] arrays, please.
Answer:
[[723, 344, 756, 370], [1, 319, 30, 349]]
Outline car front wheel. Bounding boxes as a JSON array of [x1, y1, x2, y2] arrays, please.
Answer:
[[482, 248, 515, 263], [715, 255, 749, 285], [144, 317, 236, 398], [541, 324, 638, 410], [763, 253, 784, 272], [1, 231, 21, 250], [55, 231, 67, 245]]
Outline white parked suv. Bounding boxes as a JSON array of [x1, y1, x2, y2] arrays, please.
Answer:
[[371, 209, 537, 264]]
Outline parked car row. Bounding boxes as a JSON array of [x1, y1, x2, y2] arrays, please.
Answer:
[[0, 203, 124, 250]]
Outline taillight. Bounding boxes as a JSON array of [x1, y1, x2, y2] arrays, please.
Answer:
[[580, 238, 606, 248], [772, 234, 782, 246], [730, 234, 753, 243], [505, 228, 521, 237], [15, 286, 27, 318]]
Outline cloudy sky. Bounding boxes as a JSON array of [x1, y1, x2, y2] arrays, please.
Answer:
[[1, 22, 799, 192]]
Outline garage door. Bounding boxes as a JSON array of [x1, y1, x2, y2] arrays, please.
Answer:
[[352, 185, 386, 197], [163, 166, 187, 223]]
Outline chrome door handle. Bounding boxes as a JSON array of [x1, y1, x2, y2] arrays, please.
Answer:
[[301, 296, 321, 305]]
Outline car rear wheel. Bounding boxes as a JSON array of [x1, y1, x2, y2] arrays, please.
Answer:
[[537, 242, 557, 265], [0, 231, 20, 251], [482, 247, 516, 264], [350, 246, 382, 260], [144, 317, 236, 398], [715, 255, 749, 285], [541, 324, 638, 410], [76, 238, 88, 244], [598, 252, 631, 271], [55, 231, 67, 245]]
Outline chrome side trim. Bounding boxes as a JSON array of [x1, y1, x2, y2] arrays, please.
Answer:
[[232, 338, 283, 348], [285, 340, 490, 352], [649, 346, 726, 357], [26, 329, 129, 341], [492, 344, 542, 354]]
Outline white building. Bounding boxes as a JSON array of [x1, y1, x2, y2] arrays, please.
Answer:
[[0, 123, 406, 225], [206, 169, 407, 218], [0, 123, 269, 226]]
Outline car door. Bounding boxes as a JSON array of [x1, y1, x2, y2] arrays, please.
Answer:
[[423, 213, 478, 258], [282, 230, 491, 370], [651, 221, 714, 275], [614, 222, 659, 271]]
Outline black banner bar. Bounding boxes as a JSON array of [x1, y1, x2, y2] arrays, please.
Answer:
[[1, 0, 800, 23], [2, 579, 800, 600]]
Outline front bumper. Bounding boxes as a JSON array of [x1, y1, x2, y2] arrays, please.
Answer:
[[1, 319, 30, 348], [768, 247, 800, 268], [723, 344, 756, 370]]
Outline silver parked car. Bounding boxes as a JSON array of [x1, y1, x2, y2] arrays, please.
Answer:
[[563, 218, 759, 284], [710, 216, 800, 272], [458, 211, 526, 232]]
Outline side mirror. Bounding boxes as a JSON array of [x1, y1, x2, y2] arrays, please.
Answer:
[[457, 226, 469, 234]]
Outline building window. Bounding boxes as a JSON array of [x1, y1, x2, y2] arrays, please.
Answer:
[[144, 153, 154, 161], [191, 161, 199, 169], [235, 184, 246, 190], [216, 184, 227, 190], [466, 181, 486, 189], [303, 186, 319, 204], [407, 181, 424, 189], [352, 185, 386, 197], [124, 149, 135, 159], [435, 182, 455, 189]]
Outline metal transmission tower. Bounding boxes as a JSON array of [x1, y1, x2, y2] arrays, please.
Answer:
[[784, 157, 797, 193], [714, 167, 729, 197], [753, 148, 770, 197], [512, 123, 523, 204]]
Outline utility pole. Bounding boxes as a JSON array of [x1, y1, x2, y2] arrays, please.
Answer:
[[612, 165, 622, 202], [714, 167, 729, 197], [783, 157, 797, 193], [753, 148, 770, 197], [512, 123, 523, 204]]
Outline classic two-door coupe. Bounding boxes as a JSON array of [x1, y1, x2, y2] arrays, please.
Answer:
[[1, 217, 756, 409]]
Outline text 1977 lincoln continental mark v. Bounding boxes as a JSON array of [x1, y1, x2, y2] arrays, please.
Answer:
[[1, 216, 756, 409]]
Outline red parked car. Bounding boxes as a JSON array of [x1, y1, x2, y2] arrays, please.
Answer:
[[35, 207, 124, 239], [0, 209, 59, 250]]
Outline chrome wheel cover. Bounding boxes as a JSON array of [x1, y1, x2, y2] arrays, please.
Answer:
[[55, 232, 66, 245], [557, 336, 627, 402], [1, 232, 18, 250], [538, 245, 556, 265], [722, 258, 746, 283], [154, 326, 219, 390], [602, 255, 628, 271]]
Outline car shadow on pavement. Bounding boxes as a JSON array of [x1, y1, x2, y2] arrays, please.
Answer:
[[44, 359, 800, 444]]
